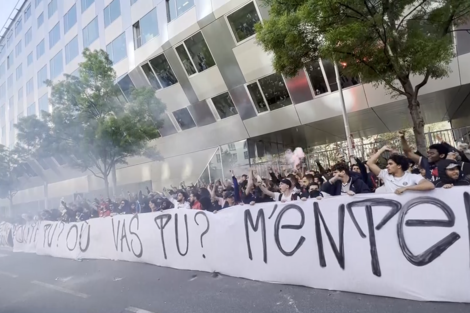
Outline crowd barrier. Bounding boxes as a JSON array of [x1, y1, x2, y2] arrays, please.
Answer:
[[2, 188, 470, 303]]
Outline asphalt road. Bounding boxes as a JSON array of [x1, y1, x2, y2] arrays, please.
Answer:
[[0, 248, 468, 313]]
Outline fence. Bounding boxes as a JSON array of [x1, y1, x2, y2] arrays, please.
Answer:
[[249, 126, 470, 174]]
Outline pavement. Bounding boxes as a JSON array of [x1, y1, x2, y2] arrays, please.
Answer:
[[0, 247, 468, 313]]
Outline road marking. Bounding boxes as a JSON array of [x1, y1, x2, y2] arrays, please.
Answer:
[[30, 281, 89, 299], [125, 307, 155, 313], [0, 271, 18, 278]]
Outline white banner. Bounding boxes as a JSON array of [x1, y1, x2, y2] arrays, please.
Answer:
[[8, 188, 470, 302], [0, 221, 13, 248]]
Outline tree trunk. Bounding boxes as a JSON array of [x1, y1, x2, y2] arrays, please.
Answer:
[[111, 165, 117, 199], [401, 78, 427, 155], [104, 176, 110, 200], [407, 96, 427, 155]]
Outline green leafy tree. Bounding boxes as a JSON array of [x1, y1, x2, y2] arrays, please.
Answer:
[[15, 49, 166, 198], [0, 145, 25, 215], [256, 0, 470, 154]]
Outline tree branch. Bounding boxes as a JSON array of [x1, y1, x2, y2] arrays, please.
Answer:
[[86, 167, 104, 180], [414, 70, 430, 97], [332, 49, 408, 96], [397, 0, 429, 31]]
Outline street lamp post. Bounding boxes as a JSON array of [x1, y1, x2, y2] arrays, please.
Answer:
[[334, 61, 354, 158]]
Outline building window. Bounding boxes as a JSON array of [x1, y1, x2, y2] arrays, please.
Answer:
[[49, 23, 60, 49], [24, 4, 32, 21], [39, 93, 49, 113], [50, 51, 63, 80], [26, 78, 34, 95], [142, 54, 178, 89], [173, 108, 196, 131], [9, 97, 15, 118], [246, 74, 292, 113], [117, 75, 135, 102], [106, 32, 127, 64], [38, 12, 44, 28], [7, 75, 13, 90], [15, 18, 22, 36], [258, 73, 291, 110], [0, 106, 4, 123], [305, 61, 328, 96], [175, 32, 215, 76], [211, 92, 238, 119], [15, 41, 22, 57], [65, 36, 79, 64], [228, 143, 236, 151], [27, 103, 36, 116], [216, 153, 221, 163], [320, 60, 359, 92], [71, 68, 80, 78], [83, 18, 99, 47], [247, 82, 267, 113], [244, 151, 249, 159], [7, 52, 14, 70], [226, 2, 260, 43], [0, 62, 4, 79], [37, 39, 45, 59], [104, 0, 121, 28], [48, 0, 58, 18], [166, 0, 194, 22], [6, 31, 13, 48], [141, 64, 161, 90], [0, 84, 4, 100], [27, 52, 33, 66], [81, 0, 95, 13], [133, 8, 158, 49], [18, 88, 23, 108], [25, 28, 32, 46], [16, 64, 22, 81], [37, 65, 48, 89], [64, 5, 77, 34]]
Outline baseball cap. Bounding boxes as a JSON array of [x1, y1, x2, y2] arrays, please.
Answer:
[[280, 179, 292, 188], [446, 161, 460, 170]]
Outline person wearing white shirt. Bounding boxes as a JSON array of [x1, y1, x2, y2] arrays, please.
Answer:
[[169, 190, 191, 209], [367, 146, 435, 195]]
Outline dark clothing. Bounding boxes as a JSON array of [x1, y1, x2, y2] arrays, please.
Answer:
[[232, 175, 241, 204], [321, 173, 371, 196], [355, 158, 376, 191], [420, 157, 470, 180], [269, 172, 281, 185], [433, 159, 470, 187]]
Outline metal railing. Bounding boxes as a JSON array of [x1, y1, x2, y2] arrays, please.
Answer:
[[249, 126, 470, 174]]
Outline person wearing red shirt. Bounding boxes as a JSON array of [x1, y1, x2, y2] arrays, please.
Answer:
[[189, 192, 202, 210]]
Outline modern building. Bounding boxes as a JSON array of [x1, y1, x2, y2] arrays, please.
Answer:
[[0, 0, 470, 213]]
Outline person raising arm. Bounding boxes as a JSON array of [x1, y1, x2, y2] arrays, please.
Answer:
[[367, 145, 435, 195]]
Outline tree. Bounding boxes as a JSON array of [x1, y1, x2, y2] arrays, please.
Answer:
[[0, 145, 24, 215], [15, 49, 166, 198], [256, 0, 470, 154]]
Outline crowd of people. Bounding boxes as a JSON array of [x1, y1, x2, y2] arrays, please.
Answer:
[[4, 131, 470, 225]]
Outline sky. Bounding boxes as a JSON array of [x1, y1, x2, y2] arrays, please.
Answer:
[[0, 0, 20, 36]]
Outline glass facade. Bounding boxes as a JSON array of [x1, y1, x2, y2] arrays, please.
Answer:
[[227, 2, 260, 43], [106, 33, 127, 64], [50, 51, 64, 80], [64, 5, 77, 34], [65, 36, 79, 64], [104, 0, 121, 28], [83, 18, 99, 47]]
